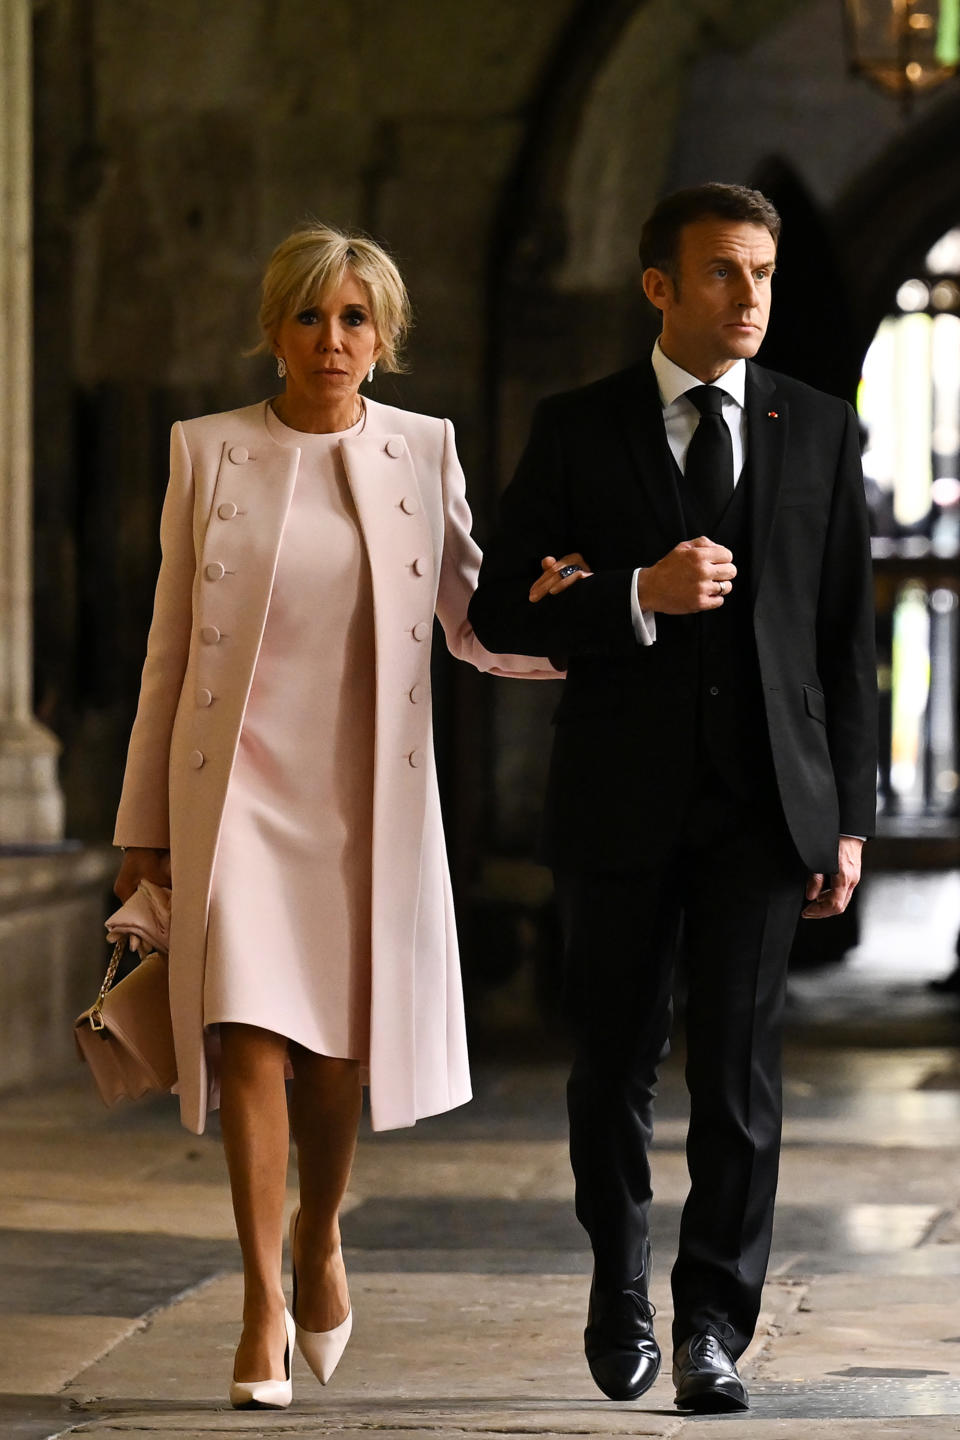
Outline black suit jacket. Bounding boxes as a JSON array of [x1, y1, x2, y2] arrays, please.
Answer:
[[468, 361, 878, 875]]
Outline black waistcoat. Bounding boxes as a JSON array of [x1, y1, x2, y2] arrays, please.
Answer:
[[677, 451, 775, 802]]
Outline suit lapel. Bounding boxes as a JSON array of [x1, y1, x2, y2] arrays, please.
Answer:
[[611, 363, 686, 548], [745, 362, 788, 602]]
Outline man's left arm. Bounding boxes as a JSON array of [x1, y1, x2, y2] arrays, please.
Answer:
[[803, 401, 877, 919]]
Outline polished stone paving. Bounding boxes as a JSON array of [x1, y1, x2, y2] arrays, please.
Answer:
[[2, 870, 960, 1436], [336, 1196, 946, 1268], [0, 1230, 239, 1317], [717, 1380, 960, 1419]]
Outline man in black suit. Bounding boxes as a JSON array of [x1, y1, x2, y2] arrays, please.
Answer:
[[468, 184, 877, 1413]]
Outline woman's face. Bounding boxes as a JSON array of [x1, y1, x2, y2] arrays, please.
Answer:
[[273, 270, 382, 413]]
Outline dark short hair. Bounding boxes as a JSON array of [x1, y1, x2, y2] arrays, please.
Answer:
[[639, 183, 781, 274]]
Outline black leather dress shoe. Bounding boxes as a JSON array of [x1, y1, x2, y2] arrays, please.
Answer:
[[584, 1276, 661, 1401], [673, 1329, 748, 1412]]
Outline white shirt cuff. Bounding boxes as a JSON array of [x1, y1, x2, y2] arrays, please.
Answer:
[[630, 567, 656, 645]]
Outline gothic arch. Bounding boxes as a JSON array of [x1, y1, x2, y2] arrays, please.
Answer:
[[833, 89, 960, 359]]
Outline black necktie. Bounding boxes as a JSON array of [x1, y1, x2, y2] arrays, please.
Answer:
[[683, 385, 733, 532]]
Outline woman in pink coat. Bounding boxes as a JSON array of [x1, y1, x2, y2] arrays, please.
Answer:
[[113, 225, 567, 1409]]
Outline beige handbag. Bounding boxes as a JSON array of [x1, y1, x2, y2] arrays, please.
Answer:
[[75, 928, 177, 1106]]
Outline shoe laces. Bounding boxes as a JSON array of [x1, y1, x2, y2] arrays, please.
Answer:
[[698, 1322, 734, 1363], [623, 1287, 657, 1322]]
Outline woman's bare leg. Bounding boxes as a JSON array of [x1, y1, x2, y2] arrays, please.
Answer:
[[288, 1048, 362, 1331], [219, 1022, 291, 1381]]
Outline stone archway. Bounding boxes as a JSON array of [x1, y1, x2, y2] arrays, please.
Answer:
[[484, 0, 960, 507], [482, 0, 809, 518], [833, 88, 960, 362]]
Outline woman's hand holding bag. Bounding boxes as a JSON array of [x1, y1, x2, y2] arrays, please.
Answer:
[[74, 878, 177, 1105]]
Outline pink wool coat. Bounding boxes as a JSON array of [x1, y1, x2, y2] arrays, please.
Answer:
[[114, 398, 557, 1134]]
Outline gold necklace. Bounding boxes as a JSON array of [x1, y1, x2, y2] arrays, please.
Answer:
[[272, 395, 364, 432]]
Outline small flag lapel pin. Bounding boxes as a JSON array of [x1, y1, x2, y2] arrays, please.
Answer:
[[767, 410, 779, 419]]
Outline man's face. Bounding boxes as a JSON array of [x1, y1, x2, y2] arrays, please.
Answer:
[[643, 218, 776, 381]]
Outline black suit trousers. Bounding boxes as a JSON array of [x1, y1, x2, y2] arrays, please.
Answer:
[[555, 769, 807, 1359]]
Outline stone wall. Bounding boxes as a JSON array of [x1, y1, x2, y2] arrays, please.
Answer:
[[0, 846, 117, 1090]]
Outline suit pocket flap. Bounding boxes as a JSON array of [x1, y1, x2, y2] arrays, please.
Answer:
[[803, 684, 826, 723]]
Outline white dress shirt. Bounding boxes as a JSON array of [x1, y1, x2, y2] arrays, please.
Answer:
[[630, 341, 747, 644]]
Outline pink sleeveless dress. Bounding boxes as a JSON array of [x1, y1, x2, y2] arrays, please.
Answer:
[[202, 404, 374, 1062]]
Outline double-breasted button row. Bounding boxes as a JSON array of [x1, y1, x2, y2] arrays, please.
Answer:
[[192, 458, 246, 771], [383, 435, 428, 774]]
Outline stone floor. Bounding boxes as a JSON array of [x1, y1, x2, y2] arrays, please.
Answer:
[[3, 871, 960, 1438]]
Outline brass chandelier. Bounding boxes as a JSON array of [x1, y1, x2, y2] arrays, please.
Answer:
[[843, 0, 960, 106]]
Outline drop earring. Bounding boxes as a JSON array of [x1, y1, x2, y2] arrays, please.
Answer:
[[277, 357, 287, 378], [367, 363, 376, 384]]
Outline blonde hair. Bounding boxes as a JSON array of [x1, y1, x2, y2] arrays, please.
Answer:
[[254, 223, 412, 372]]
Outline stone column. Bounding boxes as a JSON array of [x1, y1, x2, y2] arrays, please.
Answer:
[[0, 0, 64, 843]]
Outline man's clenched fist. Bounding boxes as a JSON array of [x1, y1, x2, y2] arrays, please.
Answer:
[[636, 536, 737, 615]]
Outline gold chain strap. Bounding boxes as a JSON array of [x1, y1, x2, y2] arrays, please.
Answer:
[[89, 938, 127, 1032]]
